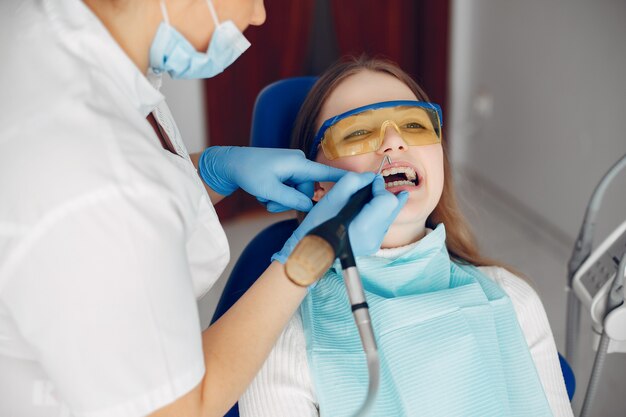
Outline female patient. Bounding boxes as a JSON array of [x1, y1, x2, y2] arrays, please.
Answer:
[[240, 57, 573, 417]]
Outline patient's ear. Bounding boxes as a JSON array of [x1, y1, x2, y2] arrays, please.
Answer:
[[312, 182, 329, 202]]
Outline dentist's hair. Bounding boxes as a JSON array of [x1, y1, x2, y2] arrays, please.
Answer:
[[291, 56, 508, 271]]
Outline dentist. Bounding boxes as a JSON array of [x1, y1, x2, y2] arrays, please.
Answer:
[[0, 0, 407, 416]]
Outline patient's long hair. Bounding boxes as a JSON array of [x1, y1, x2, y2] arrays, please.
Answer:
[[291, 56, 511, 271]]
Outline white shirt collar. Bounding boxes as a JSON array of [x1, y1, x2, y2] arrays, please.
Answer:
[[44, 0, 164, 117], [374, 228, 434, 259]]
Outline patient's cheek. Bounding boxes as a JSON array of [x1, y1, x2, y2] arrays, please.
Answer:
[[422, 145, 444, 193], [316, 154, 370, 173]]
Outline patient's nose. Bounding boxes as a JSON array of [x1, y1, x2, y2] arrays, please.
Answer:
[[378, 124, 407, 154]]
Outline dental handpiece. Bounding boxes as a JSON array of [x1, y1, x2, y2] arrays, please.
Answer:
[[285, 156, 391, 416], [285, 183, 373, 285], [286, 204, 381, 417], [339, 236, 380, 417], [285, 155, 391, 287]]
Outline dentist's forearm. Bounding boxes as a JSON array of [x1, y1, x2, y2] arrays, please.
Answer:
[[190, 151, 226, 205], [199, 261, 307, 416], [149, 261, 306, 417]]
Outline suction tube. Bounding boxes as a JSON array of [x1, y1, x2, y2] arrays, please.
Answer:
[[339, 237, 380, 417]]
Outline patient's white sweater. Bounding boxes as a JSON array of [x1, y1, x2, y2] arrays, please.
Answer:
[[240, 255, 574, 417]]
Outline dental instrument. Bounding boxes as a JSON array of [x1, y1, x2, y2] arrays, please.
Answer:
[[284, 155, 392, 417], [565, 153, 626, 416], [576, 244, 626, 417]]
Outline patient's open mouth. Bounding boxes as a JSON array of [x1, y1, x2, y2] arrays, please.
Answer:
[[381, 165, 420, 189]]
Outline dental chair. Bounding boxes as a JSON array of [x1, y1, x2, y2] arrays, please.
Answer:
[[210, 77, 575, 417]]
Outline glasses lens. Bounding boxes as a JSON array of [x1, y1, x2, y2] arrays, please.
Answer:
[[321, 105, 441, 159]]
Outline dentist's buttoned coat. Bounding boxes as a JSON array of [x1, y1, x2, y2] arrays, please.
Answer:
[[0, 0, 230, 416]]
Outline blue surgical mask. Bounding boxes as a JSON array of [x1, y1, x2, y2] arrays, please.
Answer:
[[149, 0, 251, 79]]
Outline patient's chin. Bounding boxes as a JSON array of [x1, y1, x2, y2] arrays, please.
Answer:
[[381, 220, 428, 249], [389, 202, 429, 230]]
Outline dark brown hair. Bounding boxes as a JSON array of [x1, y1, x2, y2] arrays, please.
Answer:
[[291, 56, 515, 271]]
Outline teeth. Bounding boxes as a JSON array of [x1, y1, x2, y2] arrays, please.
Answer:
[[381, 166, 417, 181], [384, 180, 415, 188]]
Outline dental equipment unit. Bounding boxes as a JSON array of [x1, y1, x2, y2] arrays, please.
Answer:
[[284, 155, 392, 417], [565, 153, 626, 417]]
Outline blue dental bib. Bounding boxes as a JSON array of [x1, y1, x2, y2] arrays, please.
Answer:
[[300, 224, 552, 417]]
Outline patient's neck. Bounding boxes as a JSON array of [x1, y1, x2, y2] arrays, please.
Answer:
[[380, 222, 427, 249]]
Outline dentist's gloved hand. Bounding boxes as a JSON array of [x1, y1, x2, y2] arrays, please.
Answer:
[[272, 172, 409, 264], [198, 146, 347, 213]]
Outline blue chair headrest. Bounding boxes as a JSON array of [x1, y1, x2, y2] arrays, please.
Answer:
[[250, 76, 318, 148]]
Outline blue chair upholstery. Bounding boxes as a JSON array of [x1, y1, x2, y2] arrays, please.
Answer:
[[210, 78, 575, 417], [249, 76, 318, 149], [559, 353, 576, 401], [211, 219, 298, 325]]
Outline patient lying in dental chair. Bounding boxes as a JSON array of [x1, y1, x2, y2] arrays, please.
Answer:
[[239, 57, 573, 417]]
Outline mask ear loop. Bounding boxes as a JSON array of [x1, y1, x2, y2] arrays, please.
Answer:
[[159, 1, 171, 25], [205, 0, 221, 27], [160, 1, 219, 35]]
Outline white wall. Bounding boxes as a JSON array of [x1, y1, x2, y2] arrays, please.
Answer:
[[160, 78, 208, 153], [450, 0, 626, 246]]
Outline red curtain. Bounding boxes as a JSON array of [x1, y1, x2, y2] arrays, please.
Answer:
[[204, 0, 315, 220], [330, 0, 450, 121]]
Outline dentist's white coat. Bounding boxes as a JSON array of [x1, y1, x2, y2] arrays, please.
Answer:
[[0, 0, 229, 416]]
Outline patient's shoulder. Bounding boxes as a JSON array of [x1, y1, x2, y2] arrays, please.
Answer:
[[477, 266, 542, 308]]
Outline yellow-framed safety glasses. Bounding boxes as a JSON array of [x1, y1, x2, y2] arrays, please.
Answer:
[[309, 100, 443, 160]]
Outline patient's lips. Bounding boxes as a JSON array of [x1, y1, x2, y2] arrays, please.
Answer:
[[379, 161, 423, 194]]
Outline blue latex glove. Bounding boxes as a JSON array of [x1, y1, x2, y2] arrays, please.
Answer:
[[272, 172, 409, 264], [198, 146, 347, 212]]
